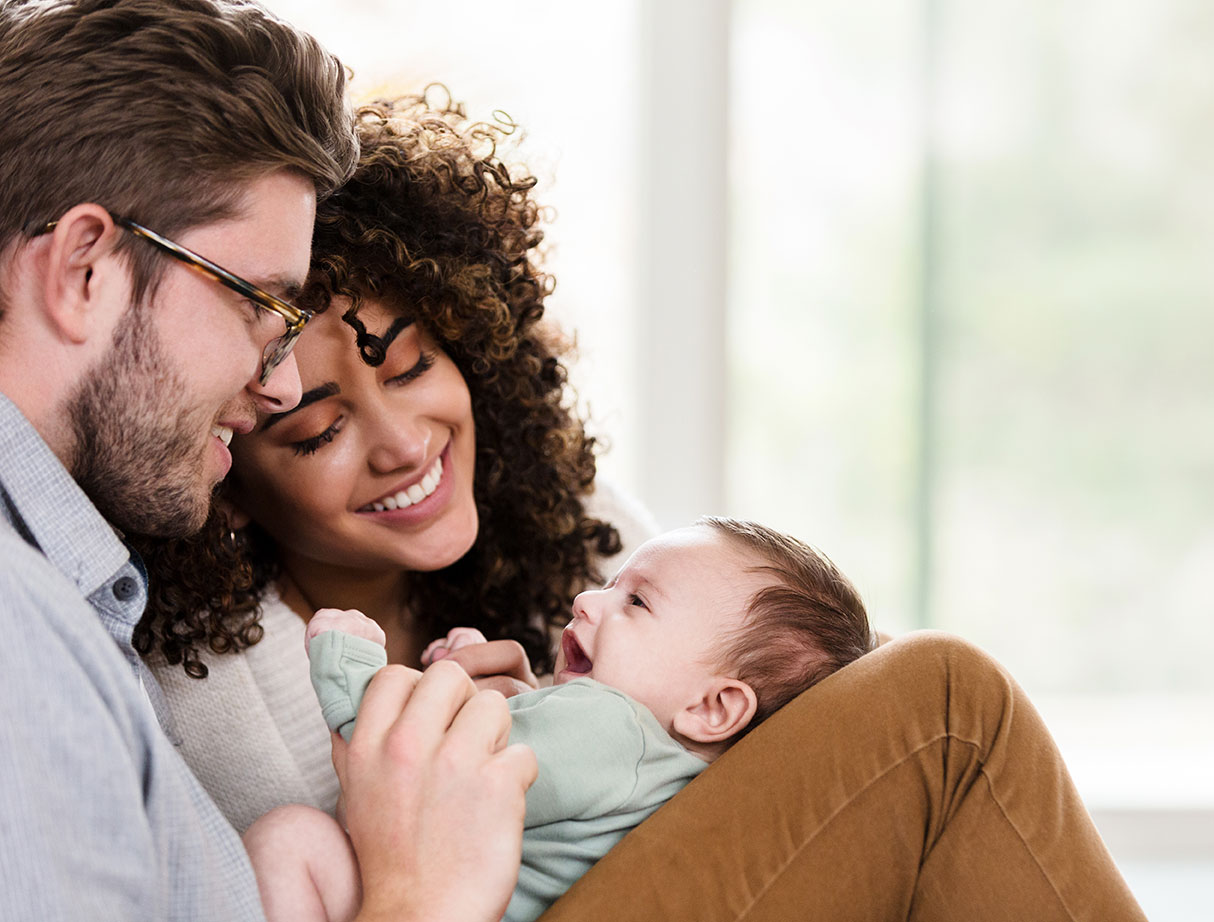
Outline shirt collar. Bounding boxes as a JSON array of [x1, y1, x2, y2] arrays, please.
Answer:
[[0, 392, 132, 600]]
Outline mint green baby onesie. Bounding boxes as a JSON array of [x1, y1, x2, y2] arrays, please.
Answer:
[[308, 630, 707, 922]]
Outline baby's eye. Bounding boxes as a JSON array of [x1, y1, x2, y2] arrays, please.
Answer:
[[290, 420, 341, 457], [628, 593, 648, 610]]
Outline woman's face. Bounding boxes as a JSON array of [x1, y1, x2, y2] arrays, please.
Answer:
[[228, 297, 479, 574]]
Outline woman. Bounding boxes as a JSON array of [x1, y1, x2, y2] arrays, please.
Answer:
[[135, 90, 658, 833]]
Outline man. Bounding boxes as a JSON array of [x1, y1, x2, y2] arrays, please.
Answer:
[[0, 2, 534, 920]]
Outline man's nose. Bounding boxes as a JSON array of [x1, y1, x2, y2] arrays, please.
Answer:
[[249, 349, 302, 414]]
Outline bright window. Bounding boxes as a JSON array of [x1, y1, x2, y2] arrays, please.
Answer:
[[728, 0, 1214, 766], [728, 3, 1214, 912]]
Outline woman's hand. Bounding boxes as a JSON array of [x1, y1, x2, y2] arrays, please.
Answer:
[[422, 628, 539, 698], [420, 627, 488, 664]]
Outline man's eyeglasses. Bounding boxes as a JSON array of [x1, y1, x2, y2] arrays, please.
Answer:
[[35, 215, 313, 386]]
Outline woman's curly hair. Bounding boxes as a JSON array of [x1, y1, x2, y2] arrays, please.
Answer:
[[134, 88, 621, 677]]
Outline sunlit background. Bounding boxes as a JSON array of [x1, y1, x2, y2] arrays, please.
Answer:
[[267, 1, 1214, 916]]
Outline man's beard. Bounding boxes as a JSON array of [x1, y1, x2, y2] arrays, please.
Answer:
[[68, 302, 213, 538]]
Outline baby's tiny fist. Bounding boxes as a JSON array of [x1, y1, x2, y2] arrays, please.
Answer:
[[305, 608, 387, 655]]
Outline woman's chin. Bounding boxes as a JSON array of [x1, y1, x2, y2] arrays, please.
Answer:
[[397, 523, 479, 573], [354, 494, 479, 573]]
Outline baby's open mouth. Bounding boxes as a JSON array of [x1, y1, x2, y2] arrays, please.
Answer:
[[561, 630, 592, 675]]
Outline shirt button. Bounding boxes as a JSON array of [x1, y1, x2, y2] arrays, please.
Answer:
[[112, 576, 139, 602]]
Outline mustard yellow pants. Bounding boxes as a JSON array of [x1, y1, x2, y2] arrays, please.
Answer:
[[540, 631, 1147, 922]]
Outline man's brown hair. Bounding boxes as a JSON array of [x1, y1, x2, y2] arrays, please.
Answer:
[[0, 0, 358, 309], [701, 516, 876, 730]]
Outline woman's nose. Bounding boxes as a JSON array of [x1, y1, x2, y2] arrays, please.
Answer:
[[366, 408, 431, 474]]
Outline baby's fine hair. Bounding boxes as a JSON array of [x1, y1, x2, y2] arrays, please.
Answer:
[[699, 516, 876, 731]]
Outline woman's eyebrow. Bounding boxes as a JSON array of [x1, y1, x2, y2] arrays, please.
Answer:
[[341, 309, 413, 367], [260, 382, 340, 431]]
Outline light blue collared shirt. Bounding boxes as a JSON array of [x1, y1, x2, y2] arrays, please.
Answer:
[[0, 392, 265, 921]]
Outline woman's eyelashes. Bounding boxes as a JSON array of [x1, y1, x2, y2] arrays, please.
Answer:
[[286, 352, 436, 457], [291, 420, 342, 457], [387, 350, 435, 386]]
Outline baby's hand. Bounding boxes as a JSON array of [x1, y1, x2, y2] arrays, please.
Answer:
[[420, 626, 488, 665], [305, 608, 387, 656]]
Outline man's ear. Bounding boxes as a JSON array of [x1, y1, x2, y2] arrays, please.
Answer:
[[671, 678, 758, 745], [40, 204, 125, 344]]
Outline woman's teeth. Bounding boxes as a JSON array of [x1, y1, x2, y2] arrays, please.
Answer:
[[364, 456, 444, 512], [211, 425, 233, 446]]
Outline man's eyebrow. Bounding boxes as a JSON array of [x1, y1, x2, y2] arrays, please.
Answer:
[[254, 277, 305, 303], [261, 382, 339, 431]]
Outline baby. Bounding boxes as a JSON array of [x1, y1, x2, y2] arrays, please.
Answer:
[[244, 516, 875, 922]]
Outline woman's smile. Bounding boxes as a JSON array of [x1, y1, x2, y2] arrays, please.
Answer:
[[356, 441, 454, 523]]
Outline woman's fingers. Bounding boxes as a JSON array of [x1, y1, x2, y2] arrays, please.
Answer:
[[420, 626, 489, 665], [447, 627, 488, 649], [444, 639, 538, 688], [419, 637, 447, 665]]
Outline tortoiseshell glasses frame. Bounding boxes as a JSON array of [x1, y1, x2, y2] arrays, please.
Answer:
[[35, 214, 313, 386]]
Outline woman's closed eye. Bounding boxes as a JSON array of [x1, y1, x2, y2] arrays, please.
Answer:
[[287, 352, 434, 457], [387, 350, 435, 386], [291, 418, 343, 457]]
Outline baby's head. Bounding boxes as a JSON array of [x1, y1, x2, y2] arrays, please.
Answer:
[[553, 517, 874, 760]]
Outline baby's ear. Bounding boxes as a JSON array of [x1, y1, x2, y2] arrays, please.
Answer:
[[671, 678, 758, 745]]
